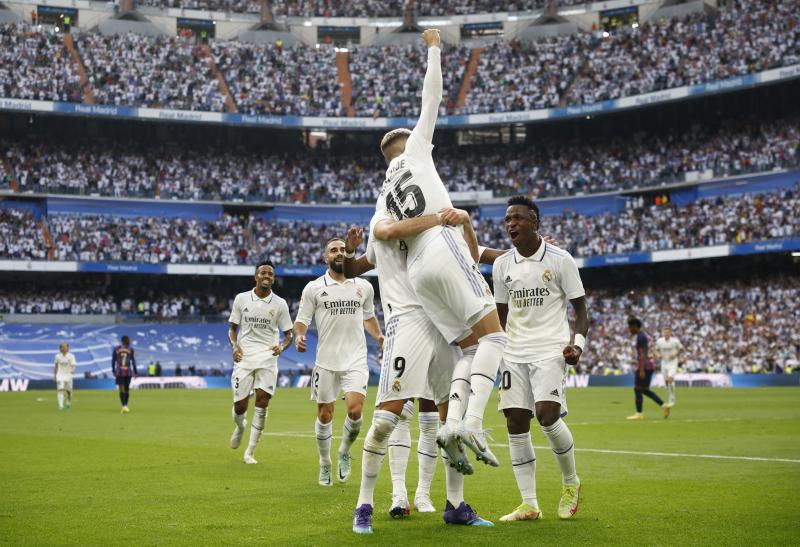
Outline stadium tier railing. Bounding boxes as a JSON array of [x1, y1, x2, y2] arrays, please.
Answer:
[[1, 64, 798, 129]]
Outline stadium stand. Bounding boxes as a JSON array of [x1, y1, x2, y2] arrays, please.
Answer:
[[266, 0, 584, 18], [137, 0, 260, 13], [0, 208, 48, 259]]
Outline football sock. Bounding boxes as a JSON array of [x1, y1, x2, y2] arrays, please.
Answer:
[[232, 405, 246, 428], [315, 419, 333, 466], [338, 415, 363, 456], [508, 432, 538, 507], [441, 422, 465, 506], [635, 390, 643, 413], [357, 410, 399, 507], [57, 390, 64, 409], [643, 389, 664, 407], [446, 346, 476, 428], [464, 333, 507, 431], [388, 402, 413, 499], [667, 383, 676, 405], [119, 390, 125, 407], [122, 391, 129, 406], [415, 412, 440, 499], [542, 419, 579, 485], [66, 390, 72, 405], [246, 407, 267, 454]]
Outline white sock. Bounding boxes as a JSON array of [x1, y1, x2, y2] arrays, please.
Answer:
[[415, 412, 439, 499], [440, 422, 464, 506], [57, 390, 64, 409], [668, 383, 676, 405], [246, 407, 267, 454], [338, 415, 363, 456], [388, 402, 413, 499], [542, 419, 578, 485], [66, 390, 72, 405], [357, 410, 400, 507], [232, 406, 245, 428], [464, 333, 507, 431], [447, 346, 476, 428], [509, 432, 538, 507], [315, 419, 333, 466]]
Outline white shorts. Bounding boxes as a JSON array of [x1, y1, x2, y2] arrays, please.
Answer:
[[498, 356, 568, 416], [311, 365, 368, 404], [409, 227, 496, 344], [232, 365, 277, 402], [56, 378, 73, 391], [376, 309, 458, 406], [662, 363, 678, 380]]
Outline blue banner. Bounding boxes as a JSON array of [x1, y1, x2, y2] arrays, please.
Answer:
[[729, 238, 800, 256], [78, 262, 168, 274], [47, 197, 222, 220], [582, 252, 651, 268]]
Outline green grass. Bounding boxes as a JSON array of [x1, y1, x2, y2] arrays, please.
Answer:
[[1, 387, 799, 546]]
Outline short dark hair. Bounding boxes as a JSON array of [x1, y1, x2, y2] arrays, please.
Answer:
[[255, 259, 275, 272], [325, 237, 345, 250], [627, 317, 642, 328], [507, 195, 540, 218], [121, 335, 130, 345]]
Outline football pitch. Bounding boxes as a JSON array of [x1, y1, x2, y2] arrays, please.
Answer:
[[1, 387, 798, 546]]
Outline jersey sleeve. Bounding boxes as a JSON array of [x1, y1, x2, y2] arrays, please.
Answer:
[[69, 354, 77, 372], [361, 282, 376, 320], [277, 299, 293, 332], [229, 294, 242, 325], [492, 259, 509, 304], [406, 46, 442, 157], [295, 283, 316, 326], [559, 252, 586, 300]]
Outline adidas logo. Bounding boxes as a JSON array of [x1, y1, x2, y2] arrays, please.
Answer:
[[268, 386, 274, 391], [550, 389, 559, 396], [321, 291, 328, 297], [505, 276, 512, 283], [243, 307, 249, 312], [449, 393, 461, 401]]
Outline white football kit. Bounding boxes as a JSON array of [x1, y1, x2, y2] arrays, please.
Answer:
[[367, 209, 458, 406], [379, 45, 494, 344], [493, 243, 586, 414], [54, 351, 77, 391], [229, 289, 293, 401], [656, 336, 684, 379], [296, 273, 375, 404]]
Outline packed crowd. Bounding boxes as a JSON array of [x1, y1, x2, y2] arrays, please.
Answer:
[[0, 208, 48, 260], [4, 116, 797, 200], [267, 0, 585, 18], [212, 41, 342, 116], [0, 23, 82, 103], [479, 185, 800, 257], [581, 277, 800, 374], [76, 32, 227, 111], [137, 0, 260, 14]]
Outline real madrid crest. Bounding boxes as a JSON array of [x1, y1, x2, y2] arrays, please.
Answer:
[[269, 309, 275, 317], [356, 288, 364, 298], [392, 379, 402, 392], [542, 268, 553, 283]]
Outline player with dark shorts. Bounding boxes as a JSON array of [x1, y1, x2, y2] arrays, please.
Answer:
[[112, 335, 137, 414], [626, 318, 668, 420]]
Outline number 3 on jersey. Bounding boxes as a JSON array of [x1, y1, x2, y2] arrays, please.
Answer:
[[386, 169, 426, 220]]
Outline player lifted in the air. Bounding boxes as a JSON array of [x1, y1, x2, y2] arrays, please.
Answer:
[[228, 260, 294, 464], [345, 208, 492, 533], [375, 27, 506, 469], [294, 238, 384, 487], [655, 326, 684, 408], [490, 196, 588, 522], [54, 342, 77, 411]]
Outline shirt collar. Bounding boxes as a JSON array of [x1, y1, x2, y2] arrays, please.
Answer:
[[251, 289, 274, 303], [324, 272, 353, 286], [513, 241, 547, 263]]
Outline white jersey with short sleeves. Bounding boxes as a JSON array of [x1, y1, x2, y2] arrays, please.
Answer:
[[493, 243, 585, 364], [367, 210, 421, 320], [229, 289, 293, 369], [54, 352, 77, 380], [656, 337, 683, 366], [295, 273, 375, 372]]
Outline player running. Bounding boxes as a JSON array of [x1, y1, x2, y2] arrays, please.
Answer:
[[489, 196, 588, 522], [228, 259, 293, 464], [294, 238, 384, 487], [655, 326, 684, 408], [345, 208, 493, 533], [54, 342, 77, 411], [627, 317, 670, 420], [376, 28, 506, 469], [111, 335, 136, 413]]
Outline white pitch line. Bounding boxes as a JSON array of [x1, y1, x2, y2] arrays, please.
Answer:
[[262, 431, 800, 464]]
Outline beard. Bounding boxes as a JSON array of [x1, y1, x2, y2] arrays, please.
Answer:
[[330, 261, 343, 274]]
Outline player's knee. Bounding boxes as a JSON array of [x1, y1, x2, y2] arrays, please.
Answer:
[[537, 412, 558, 428], [255, 392, 270, 408], [347, 405, 363, 421], [504, 409, 531, 434], [317, 406, 333, 423], [370, 415, 395, 443], [234, 399, 248, 415]]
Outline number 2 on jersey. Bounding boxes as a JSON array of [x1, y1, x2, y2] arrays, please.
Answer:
[[386, 170, 426, 220]]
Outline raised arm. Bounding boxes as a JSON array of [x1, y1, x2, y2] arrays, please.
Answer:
[[343, 226, 375, 278], [414, 29, 443, 143], [373, 213, 443, 241]]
